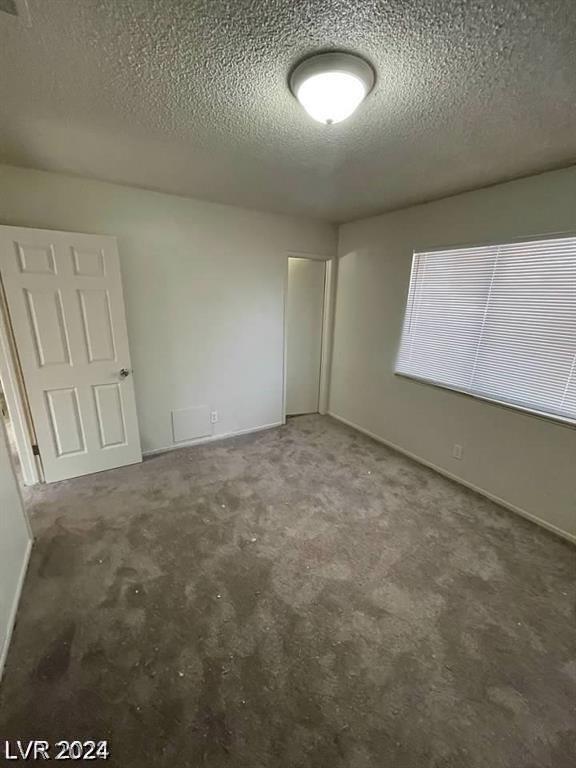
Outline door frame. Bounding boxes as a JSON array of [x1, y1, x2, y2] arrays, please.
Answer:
[[0, 278, 41, 485], [282, 251, 337, 423]]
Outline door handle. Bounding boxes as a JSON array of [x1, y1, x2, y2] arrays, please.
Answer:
[[119, 368, 131, 378]]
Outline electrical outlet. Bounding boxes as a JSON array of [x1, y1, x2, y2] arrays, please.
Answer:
[[210, 410, 218, 424], [452, 444, 463, 460]]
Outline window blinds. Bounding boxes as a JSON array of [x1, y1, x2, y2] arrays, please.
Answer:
[[395, 236, 576, 424]]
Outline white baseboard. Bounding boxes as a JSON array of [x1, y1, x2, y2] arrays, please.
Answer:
[[142, 421, 283, 457], [329, 412, 576, 546], [0, 536, 32, 682]]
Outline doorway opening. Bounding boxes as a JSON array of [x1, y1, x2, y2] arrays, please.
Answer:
[[1, 379, 25, 486], [0, 285, 39, 487], [283, 254, 334, 421]]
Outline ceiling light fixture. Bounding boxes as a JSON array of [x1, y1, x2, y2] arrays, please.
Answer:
[[290, 51, 375, 125]]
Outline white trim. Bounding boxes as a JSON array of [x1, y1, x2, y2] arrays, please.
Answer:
[[0, 537, 32, 682], [329, 412, 576, 546], [284, 250, 333, 261], [142, 420, 283, 457], [282, 256, 290, 425], [323, 254, 339, 414], [318, 260, 334, 415]]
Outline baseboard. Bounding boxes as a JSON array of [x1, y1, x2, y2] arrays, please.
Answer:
[[0, 536, 32, 682], [142, 421, 283, 457], [328, 412, 576, 546]]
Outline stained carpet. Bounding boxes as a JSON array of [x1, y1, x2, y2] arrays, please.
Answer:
[[0, 415, 574, 767]]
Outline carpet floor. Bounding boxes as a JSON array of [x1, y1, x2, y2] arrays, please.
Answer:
[[0, 414, 574, 767]]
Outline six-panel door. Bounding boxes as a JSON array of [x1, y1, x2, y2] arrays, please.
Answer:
[[0, 226, 142, 482]]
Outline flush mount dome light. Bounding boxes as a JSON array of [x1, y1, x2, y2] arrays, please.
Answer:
[[290, 51, 375, 125]]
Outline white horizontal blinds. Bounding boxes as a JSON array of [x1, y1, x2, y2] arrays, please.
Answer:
[[396, 236, 576, 423], [470, 238, 576, 418], [397, 245, 499, 388]]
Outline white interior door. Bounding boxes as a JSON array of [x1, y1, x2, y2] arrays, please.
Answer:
[[0, 226, 142, 482], [285, 257, 326, 416]]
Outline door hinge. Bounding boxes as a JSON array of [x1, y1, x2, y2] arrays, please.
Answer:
[[32, 444, 40, 456]]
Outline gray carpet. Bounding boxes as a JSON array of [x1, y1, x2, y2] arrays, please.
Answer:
[[0, 415, 574, 767]]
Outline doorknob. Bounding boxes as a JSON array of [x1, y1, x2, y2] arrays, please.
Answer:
[[119, 368, 131, 378]]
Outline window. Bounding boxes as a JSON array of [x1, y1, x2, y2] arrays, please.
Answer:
[[396, 235, 576, 425]]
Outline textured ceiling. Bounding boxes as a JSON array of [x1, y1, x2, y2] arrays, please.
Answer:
[[1, 0, 575, 222]]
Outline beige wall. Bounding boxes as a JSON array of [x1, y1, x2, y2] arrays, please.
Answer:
[[0, 164, 336, 453], [331, 166, 576, 541], [1, 162, 573, 540]]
